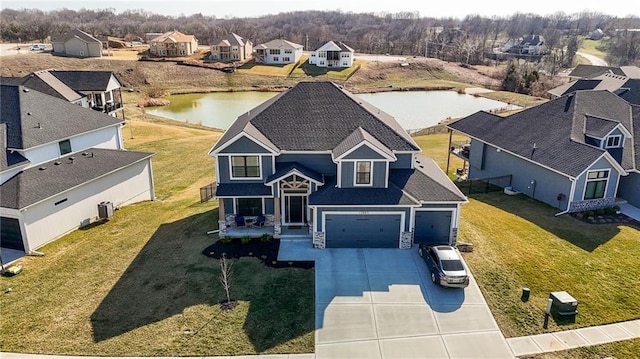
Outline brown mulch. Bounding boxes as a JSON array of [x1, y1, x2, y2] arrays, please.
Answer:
[[202, 238, 314, 269]]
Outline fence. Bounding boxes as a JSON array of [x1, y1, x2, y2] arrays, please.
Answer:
[[200, 182, 215, 203], [456, 175, 512, 195]]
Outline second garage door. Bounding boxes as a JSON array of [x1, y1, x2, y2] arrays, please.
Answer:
[[325, 214, 402, 248], [414, 211, 452, 245]]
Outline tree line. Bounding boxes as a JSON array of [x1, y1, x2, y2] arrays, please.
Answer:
[[1, 8, 638, 67]]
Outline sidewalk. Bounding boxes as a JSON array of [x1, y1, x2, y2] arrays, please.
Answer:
[[619, 202, 640, 222], [507, 319, 640, 357]]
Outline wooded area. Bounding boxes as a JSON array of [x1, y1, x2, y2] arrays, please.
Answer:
[[1, 8, 638, 68]]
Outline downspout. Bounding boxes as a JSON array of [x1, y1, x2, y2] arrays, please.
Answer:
[[555, 177, 576, 216]]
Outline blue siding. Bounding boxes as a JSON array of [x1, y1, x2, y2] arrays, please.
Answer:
[[223, 198, 234, 214], [341, 162, 354, 187], [604, 128, 625, 164], [468, 141, 572, 209], [265, 198, 275, 214], [216, 155, 272, 183], [315, 206, 412, 231], [585, 136, 601, 148], [373, 162, 387, 187], [343, 145, 386, 160], [573, 156, 621, 202], [219, 136, 271, 154], [389, 153, 414, 169], [618, 172, 640, 207], [276, 154, 336, 174]]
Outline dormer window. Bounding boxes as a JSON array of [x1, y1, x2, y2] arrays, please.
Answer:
[[355, 161, 372, 185], [605, 135, 622, 148], [59, 139, 72, 155]]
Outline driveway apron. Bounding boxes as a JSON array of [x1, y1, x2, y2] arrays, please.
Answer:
[[314, 247, 514, 359]]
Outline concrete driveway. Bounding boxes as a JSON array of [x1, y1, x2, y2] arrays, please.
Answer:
[[313, 247, 513, 359]]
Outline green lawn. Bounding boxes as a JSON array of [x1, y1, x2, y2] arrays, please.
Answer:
[[459, 193, 640, 337], [0, 114, 315, 355], [237, 59, 300, 77], [531, 338, 640, 358], [579, 39, 607, 60]]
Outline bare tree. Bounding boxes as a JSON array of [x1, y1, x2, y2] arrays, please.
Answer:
[[219, 253, 233, 305]]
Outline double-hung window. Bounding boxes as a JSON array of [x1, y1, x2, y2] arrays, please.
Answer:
[[231, 156, 260, 178], [355, 161, 372, 185], [584, 170, 609, 200], [605, 135, 621, 148]]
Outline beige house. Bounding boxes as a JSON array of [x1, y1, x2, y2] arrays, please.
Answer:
[[149, 30, 198, 57], [210, 33, 253, 62], [50, 28, 102, 58]]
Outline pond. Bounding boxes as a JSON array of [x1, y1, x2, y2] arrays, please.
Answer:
[[146, 90, 517, 131]]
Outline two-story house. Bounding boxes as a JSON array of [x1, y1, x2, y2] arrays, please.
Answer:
[[447, 90, 640, 212], [209, 82, 467, 249], [149, 30, 198, 57], [254, 39, 303, 64], [0, 85, 155, 257], [50, 28, 102, 58], [308, 41, 354, 68], [210, 33, 253, 62], [2, 69, 125, 118]]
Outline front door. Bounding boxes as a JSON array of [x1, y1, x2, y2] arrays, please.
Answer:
[[284, 194, 307, 225]]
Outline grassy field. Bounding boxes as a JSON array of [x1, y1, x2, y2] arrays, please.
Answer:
[[579, 39, 608, 60], [289, 58, 363, 80], [530, 338, 640, 359], [237, 58, 300, 77], [0, 109, 315, 355], [477, 90, 547, 108]]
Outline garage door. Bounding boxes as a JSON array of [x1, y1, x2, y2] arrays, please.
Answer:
[[414, 211, 452, 245], [0, 217, 25, 251], [325, 214, 402, 248]]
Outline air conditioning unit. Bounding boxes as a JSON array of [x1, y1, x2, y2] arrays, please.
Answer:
[[98, 201, 114, 220]]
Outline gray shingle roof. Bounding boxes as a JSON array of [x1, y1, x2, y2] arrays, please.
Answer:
[[332, 127, 395, 159], [0, 123, 29, 171], [568, 65, 626, 79], [633, 106, 640, 170], [213, 82, 419, 153], [0, 148, 153, 209], [51, 70, 120, 92], [309, 176, 417, 206], [1, 85, 123, 150], [1, 72, 84, 102], [616, 79, 640, 105], [255, 39, 303, 50], [215, 183, 272, 197], [585, 115, 620, 138], [212, 33, 251, 47], [448, 91, 634, 177], [389, 156, 467, 202]]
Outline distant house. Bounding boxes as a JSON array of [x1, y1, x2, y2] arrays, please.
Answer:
[[590, 28, 604, 40], [308, 41, 354, 68], [148, 30, 198, 57], [254, 39, 303, 64], [448, 90, 639, 212], [209, 82, 467, 248], [210, 33, 253, 62], [0, 85, 155, 255], [50, 28, 102, 58], [548, 68, 640, 106], [2, 70, 125, 118], [568, 64, 640, 80]]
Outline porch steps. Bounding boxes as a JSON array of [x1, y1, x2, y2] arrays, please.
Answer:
[[277, 234, 312, 241]]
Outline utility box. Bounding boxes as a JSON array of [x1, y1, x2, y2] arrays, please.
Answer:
[[98, 201, 114, 220], [549, 291, 578, 319]]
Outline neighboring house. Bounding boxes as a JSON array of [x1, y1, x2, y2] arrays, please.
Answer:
[[148, 30, 198, 57], [566, 64, 640, 80], [0, 85, 155, 254], [548, 71, 640, 105], [2, 69, 125, 118], [209, 82, 467, 249], [448, 90, 640, 212], [308, 41, 354, 68], [50, 28, 102, 58], [508, 35, 546, 55], [254, 39, 303, 64], [210, 33, 253, 62], [590, 28, 604, 40]]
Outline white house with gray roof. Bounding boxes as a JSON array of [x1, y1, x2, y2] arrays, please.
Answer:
[[308, 41, 354, 68], [209, 82, 467, 249], [254, 39, 303, 64], [50, 28, 102, 58], [0, 85, 154, 256]]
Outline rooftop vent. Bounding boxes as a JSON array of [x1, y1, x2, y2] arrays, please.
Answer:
[[54, 161, 61, 165], [23, 88, 29, 92], [38, 166, 46, 171]]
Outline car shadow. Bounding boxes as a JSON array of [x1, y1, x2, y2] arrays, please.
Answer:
[[90, 209, 314, 352], [469, 192, 623, 252]]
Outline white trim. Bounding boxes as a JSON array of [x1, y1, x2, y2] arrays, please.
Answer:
[[337, 161, 342, 188], [334, 141, 396, 161], [280, 150, 331, 154], [281, 192, 309, 226], [15, 123, 123, 152], [385, 162, 390, 188], [567, 178, 576, 211], [602, 123, 633, 139], [264, 168, 324, 185], [604, 134, 622, 149], [228, 155, 263, 181], [0, 211, 27, 253], [321, 210, 405, 249], [210, 132, 278, 155], [573, 152, 627, 179], [581, 169, 611, 201], [311, 204, 421, 208], [353, 160, 373, 186]]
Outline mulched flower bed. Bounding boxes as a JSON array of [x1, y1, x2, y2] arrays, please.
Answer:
[[202, 238, 314, 269], [571, 212, 640, 227]]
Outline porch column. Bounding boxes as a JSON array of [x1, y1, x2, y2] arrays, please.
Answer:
[[218, 198, 225, 219], [218, 198, 227, 238], [273, 195, 282, 235], [446, 129, 453, 175]]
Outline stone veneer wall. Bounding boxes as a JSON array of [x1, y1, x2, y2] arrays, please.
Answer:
[[568, 198, 615, 213], [400, 232, 413, 249], [313, 232, 326, 249]]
